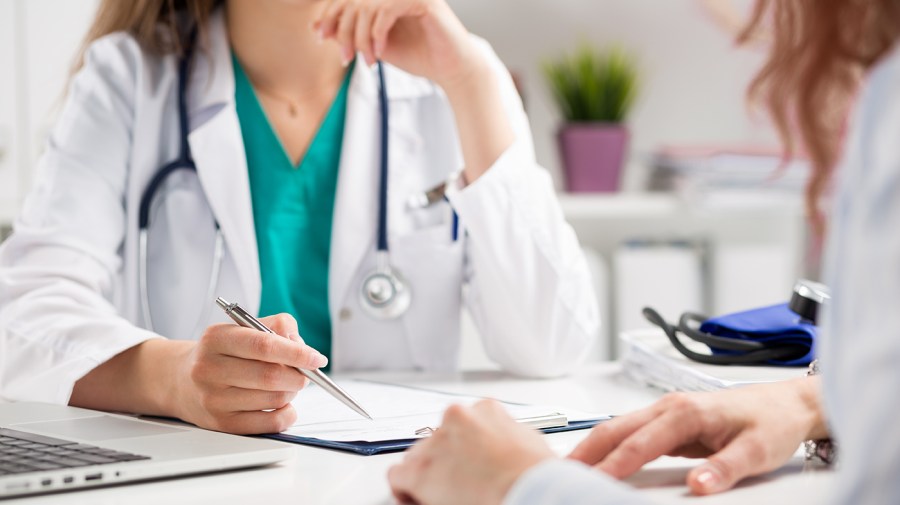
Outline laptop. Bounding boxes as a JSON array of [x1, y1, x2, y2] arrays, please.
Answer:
[[0, 402, 293, 498]]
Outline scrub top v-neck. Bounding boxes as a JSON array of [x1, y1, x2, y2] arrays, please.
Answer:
[[233, 54, 353, 361]]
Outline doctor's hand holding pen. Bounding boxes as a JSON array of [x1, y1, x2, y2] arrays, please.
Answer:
[[71, 314, 326, 435], [313, 0, 516, 183]]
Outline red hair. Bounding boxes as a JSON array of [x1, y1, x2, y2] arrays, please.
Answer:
[[741, 0, 900, 235]]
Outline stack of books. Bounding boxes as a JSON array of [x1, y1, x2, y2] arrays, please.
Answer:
[[620, 328, 806, 392]]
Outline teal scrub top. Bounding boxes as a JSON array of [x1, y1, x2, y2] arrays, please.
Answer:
[[232, 54, 353, 361]]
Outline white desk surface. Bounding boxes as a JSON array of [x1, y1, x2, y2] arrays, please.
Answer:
[[6, 362, 833, 505]]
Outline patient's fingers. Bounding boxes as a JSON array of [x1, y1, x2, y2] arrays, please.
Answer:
[[567, 406, 657, 464], [595, 407, 701, 479]]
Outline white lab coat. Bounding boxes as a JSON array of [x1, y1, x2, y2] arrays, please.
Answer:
[[0, 10, 598, 405]]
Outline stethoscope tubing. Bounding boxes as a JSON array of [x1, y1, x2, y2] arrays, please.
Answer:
[[138, 28, 225, 334]]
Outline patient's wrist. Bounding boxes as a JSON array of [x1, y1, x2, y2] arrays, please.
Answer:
[[795, 374, 829, 440]]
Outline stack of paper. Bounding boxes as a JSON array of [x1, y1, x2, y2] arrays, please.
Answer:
[[620, 329, 806, 392], [648, 146, 810, 194]]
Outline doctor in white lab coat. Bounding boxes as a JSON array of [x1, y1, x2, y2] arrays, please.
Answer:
[[0, 0, 598, 434]]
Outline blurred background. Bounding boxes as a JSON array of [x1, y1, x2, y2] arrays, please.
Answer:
[[0, 0, 807, 367]]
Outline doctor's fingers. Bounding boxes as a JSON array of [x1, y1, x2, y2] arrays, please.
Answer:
[[316, 0, 427, 59], [209, 403, 298, 435], [200, 323, 328, 370], [194, 354, 310, 392], [314, 0, 348, 42], [258, 313, 300, 340], [335, 6, 358, 66], [354, 4, 377, 66], [197, 387, 299, 415]]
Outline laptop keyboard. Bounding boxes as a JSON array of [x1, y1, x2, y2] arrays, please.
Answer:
[[0, 427, 150, 476]]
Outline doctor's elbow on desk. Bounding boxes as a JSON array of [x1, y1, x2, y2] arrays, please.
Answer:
[[486, 314, 599, 379]]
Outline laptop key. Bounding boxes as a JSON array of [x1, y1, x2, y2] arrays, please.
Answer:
[[19, 443, 51, 450], [70, 454, 118, 465], [26, 461, 64, 471], [0, 465, 31, 475], [39, 447, 78, 456], [52, 457, 94, 468], [1, 447, 30, 455], [114, 454, 151, 462], [0, 428, 73, 447], [62, 444, 104, 451]]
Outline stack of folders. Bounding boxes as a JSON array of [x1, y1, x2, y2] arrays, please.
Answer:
[[620, 328, 806, 393], [267, 381, 607, 455]]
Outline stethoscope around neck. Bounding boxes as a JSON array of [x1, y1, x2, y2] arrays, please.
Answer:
[[138, 37, 409, 334]]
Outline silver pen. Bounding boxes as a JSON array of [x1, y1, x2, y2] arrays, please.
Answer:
[[215, 297, 373, 420]]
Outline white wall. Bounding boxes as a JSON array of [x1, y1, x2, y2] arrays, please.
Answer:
[[449, 0, 776, 189], [1, 0, 775, 217], [0, 0, 21, 224], [0, 0, 99, 226]]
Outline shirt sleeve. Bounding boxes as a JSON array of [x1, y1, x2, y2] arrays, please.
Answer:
[[818, 44, 900, 505], [504, 460, 655, 505], [444, 37, 599, 378]]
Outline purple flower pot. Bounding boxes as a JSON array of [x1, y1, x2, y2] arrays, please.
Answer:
[[558, 124, 629, 192]]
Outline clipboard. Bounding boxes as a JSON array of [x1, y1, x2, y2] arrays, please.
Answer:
[[261, 380, 609, 456], [263, 418, 605, 456]]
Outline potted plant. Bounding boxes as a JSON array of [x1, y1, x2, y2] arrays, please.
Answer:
[[543, 44, 639, 192]]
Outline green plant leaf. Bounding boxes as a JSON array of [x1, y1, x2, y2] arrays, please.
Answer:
[[542, 43, 639, 123]]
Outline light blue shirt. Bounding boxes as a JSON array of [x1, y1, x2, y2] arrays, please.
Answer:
[[505, 38, 900, 505]]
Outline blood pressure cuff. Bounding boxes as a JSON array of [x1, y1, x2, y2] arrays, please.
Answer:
[[644, 302, 816, 367], [699, 303, 816, 367]]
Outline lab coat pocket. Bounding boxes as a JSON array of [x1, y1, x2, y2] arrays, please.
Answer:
[[390, 220, 465, 371]]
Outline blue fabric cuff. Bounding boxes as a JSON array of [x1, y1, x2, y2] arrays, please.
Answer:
[[700, 302, 816, 366]]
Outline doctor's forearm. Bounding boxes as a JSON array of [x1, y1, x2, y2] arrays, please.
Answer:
[[441, 61, 515, 184], [70, 339, 192, 417]]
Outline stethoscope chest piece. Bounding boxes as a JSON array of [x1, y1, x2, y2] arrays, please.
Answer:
[[356, 61, 412, 321], [360, 253, 411, 319]]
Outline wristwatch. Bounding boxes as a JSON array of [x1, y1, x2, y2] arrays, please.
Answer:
[[804, 359, 836, 465]]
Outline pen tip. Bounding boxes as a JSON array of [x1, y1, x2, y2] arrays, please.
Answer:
[[215, 297, 231, 310]]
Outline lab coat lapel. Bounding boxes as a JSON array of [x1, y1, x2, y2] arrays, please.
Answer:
[[186, 10, 261, 314], [329, 62, 436, 321], [329, 65, 380, 320]]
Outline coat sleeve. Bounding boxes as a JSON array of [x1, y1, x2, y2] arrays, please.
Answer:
[[444, 37, 599, 378], [0, 34, 160, 404]]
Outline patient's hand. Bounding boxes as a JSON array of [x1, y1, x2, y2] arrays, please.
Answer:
[[568, 376, 827, 495], [388, 400, 554, 505]]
